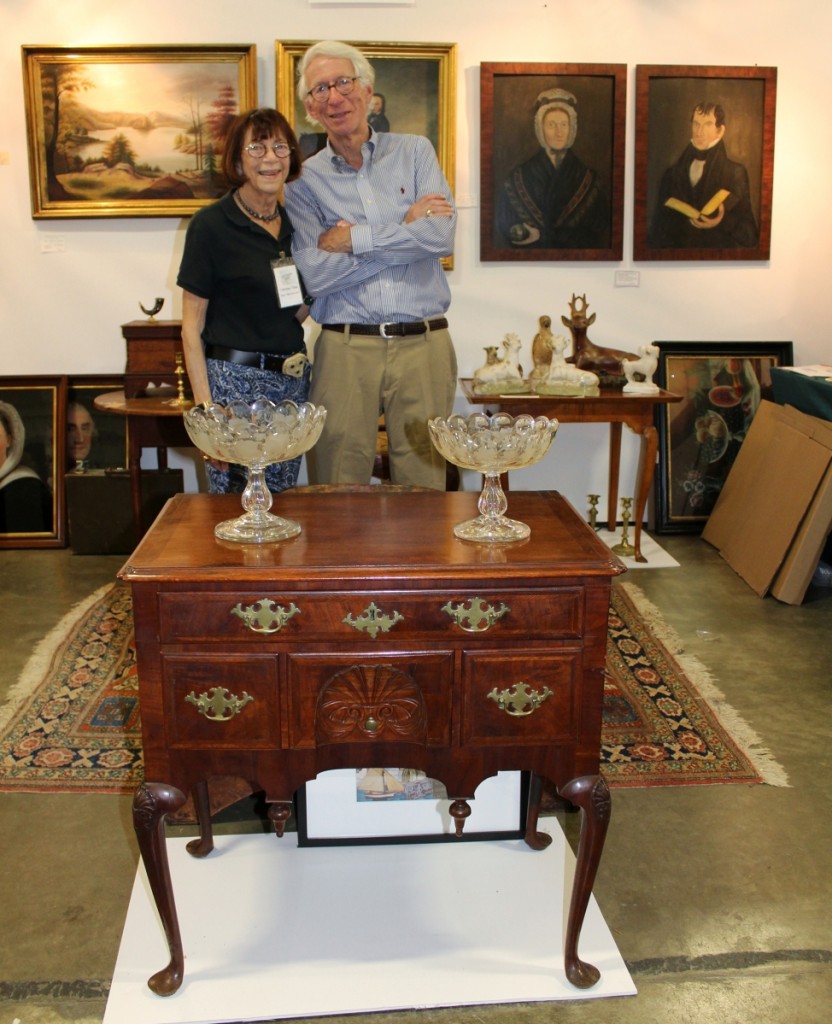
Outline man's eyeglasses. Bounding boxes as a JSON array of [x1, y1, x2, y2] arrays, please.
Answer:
[[244, 141, 292, 159], [307, 76, 359, 103]]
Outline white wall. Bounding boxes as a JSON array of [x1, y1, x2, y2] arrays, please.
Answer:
[[2, 0, 829, 516]]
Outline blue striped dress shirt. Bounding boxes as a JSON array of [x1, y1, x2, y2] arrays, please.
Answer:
[[283, 132, 456, 324]]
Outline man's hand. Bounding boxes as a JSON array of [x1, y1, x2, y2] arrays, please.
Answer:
[[690, 204, 725, 230], [404, 193, 454, 224]]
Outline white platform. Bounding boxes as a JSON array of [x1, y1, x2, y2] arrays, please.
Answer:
[[104, 825, 636, 1024], [598, 529, 680, 568]]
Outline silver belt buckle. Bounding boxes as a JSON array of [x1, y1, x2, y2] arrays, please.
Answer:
[[379, 322, 396, 339]]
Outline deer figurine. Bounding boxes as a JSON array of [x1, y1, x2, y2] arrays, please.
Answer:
[[562, 294, 636, 386]]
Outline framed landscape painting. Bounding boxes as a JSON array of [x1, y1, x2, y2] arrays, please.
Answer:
[[22, 44, 257, 218], [634, 65, 777, 261], [480, 62, 626, 262], [0, 377, 66, 548], [654, 341, 793, 533]]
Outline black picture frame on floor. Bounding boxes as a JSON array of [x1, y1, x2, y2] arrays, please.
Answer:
[[0, 376, 67, 548], [296, 769, 527, 847], [654, 341, 793, 534]]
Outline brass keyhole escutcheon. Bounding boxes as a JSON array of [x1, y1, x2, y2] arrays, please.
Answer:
[[343, 602, 404, 639]]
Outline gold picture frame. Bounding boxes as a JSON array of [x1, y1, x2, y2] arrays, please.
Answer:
[[275, 39, 456, 196], [22, 44, 257, 219]]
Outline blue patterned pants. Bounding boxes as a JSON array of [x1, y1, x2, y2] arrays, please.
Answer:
[[204, 357, 311, 494]]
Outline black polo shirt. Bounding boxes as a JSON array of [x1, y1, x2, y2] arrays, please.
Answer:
[[177, 191, 305, 356]]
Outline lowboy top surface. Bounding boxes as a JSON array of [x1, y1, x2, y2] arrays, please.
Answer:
[[119, 490, 624, 584]]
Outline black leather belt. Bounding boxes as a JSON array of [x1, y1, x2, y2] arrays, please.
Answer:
[[204, 344, 308, 376], [322, 317, 448, 338]]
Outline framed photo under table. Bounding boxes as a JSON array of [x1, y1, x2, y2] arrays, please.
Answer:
[[297, 769, 527, 847], [0, 376, 67, 548], [654, 340, 793, 534]]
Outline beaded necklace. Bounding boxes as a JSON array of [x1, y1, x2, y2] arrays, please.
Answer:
[[235, 189, 281, 223]]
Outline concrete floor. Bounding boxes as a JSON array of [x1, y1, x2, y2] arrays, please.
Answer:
[[1, 532, 831, 1023]]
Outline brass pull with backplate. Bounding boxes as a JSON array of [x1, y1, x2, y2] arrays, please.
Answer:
[[486, 681, 553, 717], [185, 687, 253, 721], [442, 597, 510, 632], [231, 599, 299, 634]]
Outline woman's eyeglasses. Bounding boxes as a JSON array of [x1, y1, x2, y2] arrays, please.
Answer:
[[244, 142, 292, 159]]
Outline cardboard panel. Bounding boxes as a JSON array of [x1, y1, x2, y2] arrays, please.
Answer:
[[702, 401, 831, 597]]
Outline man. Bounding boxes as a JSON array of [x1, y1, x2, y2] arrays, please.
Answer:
[[283, 40, 457, 490], [648, 101, 758, 249], [67, 401, 96, 469], [497, 88, 610, 250]]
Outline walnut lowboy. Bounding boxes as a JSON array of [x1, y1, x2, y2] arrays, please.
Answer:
[[121, 490, 624, 996]]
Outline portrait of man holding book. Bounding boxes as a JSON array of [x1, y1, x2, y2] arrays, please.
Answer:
[[648, 100, 759, 249]]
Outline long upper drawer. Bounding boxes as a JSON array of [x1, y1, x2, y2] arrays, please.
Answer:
[[156, 587, 585, 643]]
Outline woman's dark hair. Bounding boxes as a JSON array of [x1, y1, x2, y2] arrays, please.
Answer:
[[222, 108, 302, 188]]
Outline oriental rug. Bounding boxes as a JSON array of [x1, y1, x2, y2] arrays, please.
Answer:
[[0, 581, 787, 795]]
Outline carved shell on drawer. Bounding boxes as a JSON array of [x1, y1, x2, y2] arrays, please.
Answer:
[[315, 664, 427, 743]]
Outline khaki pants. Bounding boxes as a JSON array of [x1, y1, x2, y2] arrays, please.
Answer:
[[307, 324, 457, 490]]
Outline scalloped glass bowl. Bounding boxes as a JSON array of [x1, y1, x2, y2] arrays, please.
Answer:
[[183, 398, 326, 543], [428, 412, 559, 542]]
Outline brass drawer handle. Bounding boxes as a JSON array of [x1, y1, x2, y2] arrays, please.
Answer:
[[231, 599, 299, 634], [486, 682, 553, 717], [185, 686, 253, 721], [442, 597, 509, 632], [343, 602, 404, 639]]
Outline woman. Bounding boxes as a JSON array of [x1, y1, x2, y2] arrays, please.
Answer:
[[0, 402, 52, 534], [497, 88, 610, 250], [178, 108, 311, 494]]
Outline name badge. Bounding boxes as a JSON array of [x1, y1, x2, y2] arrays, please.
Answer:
[[272, 253, 303, 307]]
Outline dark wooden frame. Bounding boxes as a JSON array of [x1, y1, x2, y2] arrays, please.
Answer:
[[21, 44, 257, 219], [654, 341, 793, 534], [0, 376, 67, 548], [634, 65, 777, 261], [480, 62, 626, 262]]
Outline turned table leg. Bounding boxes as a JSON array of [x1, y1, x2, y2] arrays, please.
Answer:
[[558, 774, 612, 988], [132, 781, 188, 996], [185, 779, 214, 858]]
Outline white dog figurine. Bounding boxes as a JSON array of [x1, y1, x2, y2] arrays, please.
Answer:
[[621, 344, 660, 393]]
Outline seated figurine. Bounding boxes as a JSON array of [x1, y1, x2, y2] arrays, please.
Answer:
[[472, 333, 529, 393], [534, 333, 600, 396]]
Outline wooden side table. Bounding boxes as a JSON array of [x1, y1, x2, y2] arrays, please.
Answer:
[[121, 489, 624, 995], [460, 380, 682, 562], [93, 390, 191, 539]]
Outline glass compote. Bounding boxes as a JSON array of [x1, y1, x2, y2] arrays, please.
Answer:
[[183, 398, 326, 543], [428, 412, 559, 542]]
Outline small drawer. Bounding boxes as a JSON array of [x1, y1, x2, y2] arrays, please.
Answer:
[[286, 651, 454, 749], [161, 654, 279, 749], [461, 651, 579, 746]]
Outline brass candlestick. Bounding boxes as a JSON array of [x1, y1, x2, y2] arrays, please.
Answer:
[[587, 494, 600, 531], [611, 497, 635, 557], [165, 352, 193, 408]]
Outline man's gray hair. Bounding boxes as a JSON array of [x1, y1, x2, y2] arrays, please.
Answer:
[[297, 40, 375, 127]]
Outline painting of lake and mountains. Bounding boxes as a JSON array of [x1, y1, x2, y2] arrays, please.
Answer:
[[23, 47, 256, 217]]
